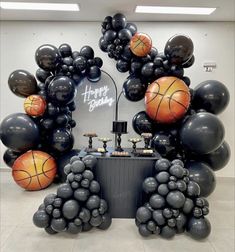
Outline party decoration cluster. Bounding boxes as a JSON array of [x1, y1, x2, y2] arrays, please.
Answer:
[[1, 43, 103, 189], [136, 158, 211, 240], [99, 13, 231, 198], [33, 154, 112, 234]]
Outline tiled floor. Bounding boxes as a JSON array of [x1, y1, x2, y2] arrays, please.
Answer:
[[0, 171, 234, 252]]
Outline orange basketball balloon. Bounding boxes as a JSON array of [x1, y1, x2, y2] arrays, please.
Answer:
[[24, 95, 46, 117], [130, 32, 152, 57], [12, 150, 57, 191], [145, 76, 191, 124]]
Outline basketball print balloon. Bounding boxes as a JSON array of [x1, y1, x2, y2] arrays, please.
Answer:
[[12, 150, 57, 191], [130, 32, 152, 57], [145, 76, 191, 124], [24, 95, 47, 117]]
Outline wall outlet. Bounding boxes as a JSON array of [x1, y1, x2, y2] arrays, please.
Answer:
[[203, 62, 216, 72]]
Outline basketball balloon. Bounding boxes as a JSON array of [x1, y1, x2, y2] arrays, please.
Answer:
[[12, 150, 57, 191], [24, 95, 47, 117], [130, 32, 152, 57], [145, 76, 190, 124]]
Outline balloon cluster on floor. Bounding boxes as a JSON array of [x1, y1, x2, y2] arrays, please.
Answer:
[[33, 154, 112, 234], [136, 158, 211, 240], [1, 43, 103, 190], [99, 13, 230, 198]]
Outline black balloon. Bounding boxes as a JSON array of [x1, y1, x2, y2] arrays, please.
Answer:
[[112, 13, 126, 31], [180, 112, 225, 155], [118, 28, 132, 42], [98, 213, 112, 230], [33, 210, 50, 228], [59, 43, 72, 58], [80, 46, 94, 59], [116, 60, 129, 72], [141, 62, 154, 77], [62, 200, 80, 219], [73, 56, 87, 72], [186, 161, 216, 197], [142, 177, 158, 193], [0, 113, 39, 152], [104, 30, 117, 43], [132, 111, 154, 135], [3, 149, 21, 168], [57, 183, 73, 199], [87, 66, 101, 82], [47, 76, 76, 104], [187, 217, 211, 240], [136, 207, 151, 223], [182, 55, 195, 68], [164, 34, 194, 65], [50, 128, 74, 152], [122, 76, 147, 102], [200, 141, 231, 171], [35, 44, 61, 71], [36, 68, 51, 83], [125, 22, 137, 35], [192, 80, 230, 114], [8, 70, 38, 98], [99, 37, 109, 52]]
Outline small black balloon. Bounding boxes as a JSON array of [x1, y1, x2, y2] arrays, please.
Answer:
[[141, 62, 154, 77], [3, 149, 21, 168], [36, 68, 51, 83], [57, 183, 73, 199], [50, 128, 74, 152], [33, 210, 50, 228], [80, 46, 94, 59], [122, 76, 147, 102], [118, 28, 132, 42], [104, 30, 117, 43], [99, 37, 109, 52], [98, 213, 112, 230], [132, 111, 154, 135], [125, 22, 137, 35], [116, 60, 130, 73], [59, 43, 72, 58], [136, 207, 151, 223]]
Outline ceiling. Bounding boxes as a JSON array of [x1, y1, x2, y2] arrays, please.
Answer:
[[0, 0, 235, 21]]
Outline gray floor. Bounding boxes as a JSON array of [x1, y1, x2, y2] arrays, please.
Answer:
[[0, 171, 234, 252]]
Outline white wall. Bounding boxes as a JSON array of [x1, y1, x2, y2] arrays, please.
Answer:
[[0, 21, 234, 177]]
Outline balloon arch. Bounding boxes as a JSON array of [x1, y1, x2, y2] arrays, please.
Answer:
[[0, 13, 231, 240]]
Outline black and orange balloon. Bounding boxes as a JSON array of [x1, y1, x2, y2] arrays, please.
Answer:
[[24, 95, 47, 117], [145, 76, 190, 124], [12, 150, 57, 191], [130, 32, 152, 57]]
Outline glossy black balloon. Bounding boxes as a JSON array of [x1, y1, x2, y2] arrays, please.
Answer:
[[87, 66, 101, 82], [182, 55, 195, 68], [36, 68, 51, 83], [112, 13, 126, 31], [73, 56, 87, 72], [0, 113, 39, 152], [80, 46, 94, 59], [180, 112, 225, 155], [116, 60, 129, 72], [8, 70, 37, 98], [132, 111, 154, 135], [186, 161, 216, 197], [164, 34, 194, 65], [47, 76, 76, 104], [200, 141, 231, 171], [192, 80, 230, 114], [59, 43, 72, 58], [99, 37, 109, 52], [104, 30, 117, 43], [3, 149, 21, 168], [122, 76, 147, 102], [125, 22, 137, 35], [118, 28, 132, 42], [35, 44, 61, 71], [50, 128, 74, 152], [141, 62, 154, 77]]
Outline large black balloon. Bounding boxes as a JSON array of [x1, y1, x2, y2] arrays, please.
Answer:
[[35, 44, 61, 71], [50, 128, 74, 152], [186, 161, 216, 197], [164, 34, 194, 65], [192, 80, 230, 114], [3, 149, 21, 168], [8, 70, 37, 98], [132, 111, 154, 135], [199, 141, 231, 171], [122, 76, 147, 102], [47, 76, 76, 104], [151, 131, 176, 158], [112, 13, 126, 31], [0, 113, 39, 152], [180, 112, 225, 155], [187, 217, 211, 240]]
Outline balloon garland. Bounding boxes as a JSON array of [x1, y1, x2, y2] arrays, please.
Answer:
[[33, 154, 112, 234], [0, 43, 103, 190]]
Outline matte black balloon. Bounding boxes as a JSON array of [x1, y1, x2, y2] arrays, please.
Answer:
[[112, 13, 126, 31], [80, 46, 94, 59], [82, 155, 97, 169], [187, 217, 211, 240], [33, 210, 50, 228], [35, 44, 61, 71], [8, 70, 38, 98], [36, 68, 51, 83], [45, 226, 57, 235], [0, 113, 39, 152], [71, 160, 85, 173], [186, 161, 216, 197], [99, 37, 109, 52], [152, 210, 165, 226], [141, 62, 154, 77], [155, 172, 170, 184], [50, 128, 74, 152], [180, 112, 225, 155], [90, 216, 102, 227], [59, 43, 72, 58], [67, 222, 82, 234], [166, 191, 185, 209], [62, 200, 80, 219], [57, 183, 73, 199], [47, 76, 76, 105], [192, 80, 230, 114], [132, 111, 154, 135], [3, 149, 21, 168], [164, 34, 194, 65], [87, 66, 101, 82], [104, 30, 117, 43], [51, 218, 67, 232], [79, 208, 91, 223], [182, 55, 195, 68], [187, 181, 200, 197], [118, 28, 132, 42], [122, 76, 147, 102], [98, 213, 112, 230], [86, 195, 101, 210], [82, 222, 93, 232], [158, 184, 169, 196], [136, 207, 151, 223], [200, 141, 231, 171], [169, 165, 185, 178], [142, 177, 158, 193], [44, 193, 57, 206], [74, 188, 90, 202], [138, 224, 151, 237], [89, 180, 101, 193], [149, 194, 165, 209], [176, 213, 187, 233], [154, 67, 165, 79], [170, 65, 184, 78], [125, 22, 137, 35], [160, 226, 176, 239], [155, 159, 171, 172]]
